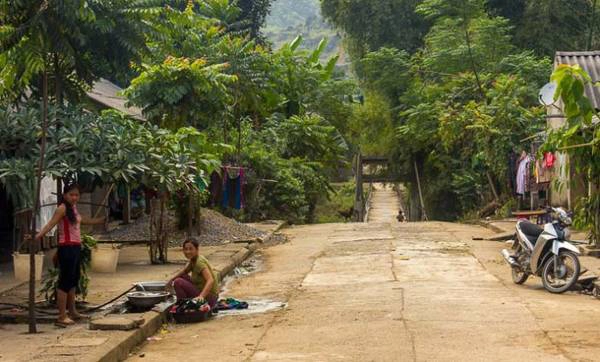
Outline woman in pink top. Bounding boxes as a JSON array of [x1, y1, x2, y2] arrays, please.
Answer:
[[36, 183, 104, 327]]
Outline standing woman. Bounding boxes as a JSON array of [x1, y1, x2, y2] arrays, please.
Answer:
[[35, 183, 104, 327]]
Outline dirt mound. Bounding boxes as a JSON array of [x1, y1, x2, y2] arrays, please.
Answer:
[[96, 208, 265, 246]]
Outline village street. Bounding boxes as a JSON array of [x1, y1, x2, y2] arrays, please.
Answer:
[[130, 186, 600, 361]]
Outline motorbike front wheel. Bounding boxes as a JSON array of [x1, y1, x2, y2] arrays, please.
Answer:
[[541, 251, 580, 293]]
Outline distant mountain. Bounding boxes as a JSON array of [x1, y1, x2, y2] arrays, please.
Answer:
[[264, 0, 342, 61]]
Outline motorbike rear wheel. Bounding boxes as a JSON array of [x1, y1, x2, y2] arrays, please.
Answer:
[[511, 267, 529, 284], [541, 251, 580, 294], [510, 241, 529, 284]]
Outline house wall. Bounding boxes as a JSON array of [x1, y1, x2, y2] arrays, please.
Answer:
[[547, 102, 571, 208], [546, 99, 588, 209], [79, 186, 109, 234]]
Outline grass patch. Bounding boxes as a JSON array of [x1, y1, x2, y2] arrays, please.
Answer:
[[314, 182, 355, 223]]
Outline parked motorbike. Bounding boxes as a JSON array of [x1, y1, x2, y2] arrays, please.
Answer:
[[501, 207, 581, 293]]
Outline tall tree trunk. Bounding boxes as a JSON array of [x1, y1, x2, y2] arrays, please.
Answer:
[[159, 194, 167, 263], [589, 0, 598, 50], [149, 197, 158, 264], [54, 52, 63, 247], [486, 171, 499, 201], [462, 7, 485, 99], [29, 70, 50, 333], [196, 195, 202, 235], [187, 195, 193, 237]]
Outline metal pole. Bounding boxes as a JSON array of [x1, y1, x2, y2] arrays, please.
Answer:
[[414, 160, 428, 221]]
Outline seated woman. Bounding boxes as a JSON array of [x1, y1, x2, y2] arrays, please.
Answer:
[[168, 238, 220, 308]]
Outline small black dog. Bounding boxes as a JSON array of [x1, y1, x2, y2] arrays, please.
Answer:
[[338, 206, 354, 221]]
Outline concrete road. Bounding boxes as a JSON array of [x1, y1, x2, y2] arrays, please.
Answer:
[[130, 190, 600, 361]]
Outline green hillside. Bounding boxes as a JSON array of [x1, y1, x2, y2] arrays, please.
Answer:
[[265, 0, 341, 60]]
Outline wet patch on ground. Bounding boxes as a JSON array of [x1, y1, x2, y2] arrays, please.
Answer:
[[220, 252, 263, 294], [213, 299, 287, 317]]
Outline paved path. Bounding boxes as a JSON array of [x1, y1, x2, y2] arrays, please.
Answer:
[[367, 183, 401, 223], [131, 219, 600, 361]]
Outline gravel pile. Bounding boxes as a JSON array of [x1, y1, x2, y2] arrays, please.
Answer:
[[96, 208, 266, 246], [195, 208, 266, 245]]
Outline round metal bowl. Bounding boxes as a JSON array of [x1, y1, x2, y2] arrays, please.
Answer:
[[134, 281, 168, 292], [126, 291, 170, 309]]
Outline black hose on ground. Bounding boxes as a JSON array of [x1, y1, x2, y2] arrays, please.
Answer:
[[0, 285, 136, 316], [0, 302, 59, 315], [80, 285, 136, 313]]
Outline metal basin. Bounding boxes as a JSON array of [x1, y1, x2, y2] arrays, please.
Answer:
[[126, 291, 170, 309], [134, 281, 168, 292]]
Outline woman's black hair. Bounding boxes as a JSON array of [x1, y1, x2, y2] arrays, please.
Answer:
[[60, 183, 80, 224], [182, 238, 199, 249]]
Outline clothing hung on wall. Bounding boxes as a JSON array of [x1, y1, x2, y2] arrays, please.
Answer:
[[535, 158, 552, 184], [221, 166, 245, 210], [516, 154, 532, 195], [544, 152, 556, 168]]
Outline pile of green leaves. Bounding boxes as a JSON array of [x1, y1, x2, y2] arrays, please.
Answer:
[[40, 234, 97, 303]]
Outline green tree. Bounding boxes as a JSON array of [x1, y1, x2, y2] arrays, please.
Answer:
[[0, 0, 158, 332], [236, 0, 272, 39], [515, 0, 596, 56], [487, 0, 600, 57], [348, 92, 396, 156], [321, 0, 429, 58], [388, 0, 550, 218], [417, 0, 514, 96], [356, 47, 411, 105]]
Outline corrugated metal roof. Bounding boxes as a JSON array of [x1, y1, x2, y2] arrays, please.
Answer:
[[86, 78, 145, 121], [555, 51, 600, 110]]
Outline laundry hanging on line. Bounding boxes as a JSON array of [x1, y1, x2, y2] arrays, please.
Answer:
[[222, 166, 245, 210]]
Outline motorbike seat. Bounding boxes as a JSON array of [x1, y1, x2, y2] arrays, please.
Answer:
[[519, 220, 543, 243]]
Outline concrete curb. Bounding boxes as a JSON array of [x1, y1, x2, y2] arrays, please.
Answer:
[[258, 221, 287, 243], [470, 220, 506, 234], [82, 241, 260, 362], [581, 246, 600, 257], [88, 310, 165, 362]]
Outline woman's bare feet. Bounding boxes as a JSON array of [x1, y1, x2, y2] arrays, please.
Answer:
[[55, 316, 75, 328], [68, 311, 87, 321]]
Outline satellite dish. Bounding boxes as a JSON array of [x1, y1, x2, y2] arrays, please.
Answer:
[[538, 82, 557, 106]]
